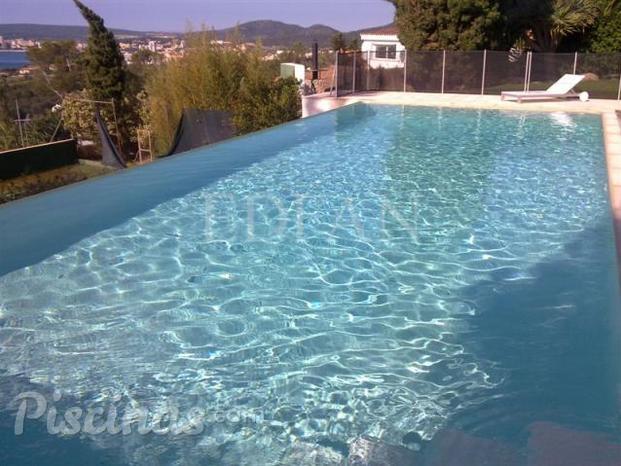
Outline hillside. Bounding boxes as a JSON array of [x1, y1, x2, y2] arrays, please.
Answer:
[[0, 20, 392, 47], [214, 20, 358, 47]]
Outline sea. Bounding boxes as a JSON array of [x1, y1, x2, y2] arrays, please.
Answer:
[[0, 51, 29, 70]]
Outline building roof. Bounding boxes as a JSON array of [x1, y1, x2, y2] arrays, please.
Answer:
[[360, 25, 399, 36]]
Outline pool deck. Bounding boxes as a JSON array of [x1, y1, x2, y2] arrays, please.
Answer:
[[304, 91, 621, 271], [303, 91, 621, 116], [603, 111, 621, 266], [346, 91, 621, 114]]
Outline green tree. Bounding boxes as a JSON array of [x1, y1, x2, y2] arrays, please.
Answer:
[[0, 72, 66, 151], [234, 50, 301, 134], [73, 1, 144, 151], [127, 49, 162, 97], [525, 0, 599, 51], [145, 31, 245, 152], [348, 38, 362, 51], [73, 1, 127, 103], [331, 33, 347, 52], [0, 81, 19, 151], [0, 119, 19, 152], [388, 0, 502, 50], [280, 41, 308, 64], [604, 0, 619, 12], [27, 41, 84, 97], [145, 31, 300, 154], [589, 0, 621, 52], [62, 90, 101, 143], [501, 0, 602, 51]]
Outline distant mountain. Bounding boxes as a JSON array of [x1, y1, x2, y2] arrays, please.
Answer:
[[0, 24, 159, 41], [0, 20, 392, 47], [213, 20, 357, 47]]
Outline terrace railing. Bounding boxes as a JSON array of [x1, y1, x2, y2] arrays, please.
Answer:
[[336, 50, 621, 100]]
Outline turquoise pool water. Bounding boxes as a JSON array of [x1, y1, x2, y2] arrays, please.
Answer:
[[0, 104, 619, 465]]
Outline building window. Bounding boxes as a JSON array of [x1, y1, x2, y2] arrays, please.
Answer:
[[376, 45, 397, 59]]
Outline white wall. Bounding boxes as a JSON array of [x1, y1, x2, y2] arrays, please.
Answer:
[[280, 63, 306, 83], [360, 34, 406, 70]]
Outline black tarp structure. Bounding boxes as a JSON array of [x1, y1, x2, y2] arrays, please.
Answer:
[[165, 109, 235, 156], [95, 110, 126, 169], [0, 139, 78, 180]]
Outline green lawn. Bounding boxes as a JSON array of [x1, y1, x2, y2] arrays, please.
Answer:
[[0, 162, 113, 204], [486, 79, 620, 99]]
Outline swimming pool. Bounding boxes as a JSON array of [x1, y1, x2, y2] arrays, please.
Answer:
[[0, 104, 619, 465]]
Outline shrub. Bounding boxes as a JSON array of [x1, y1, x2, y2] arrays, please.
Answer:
[[145, 30, 301, 154]]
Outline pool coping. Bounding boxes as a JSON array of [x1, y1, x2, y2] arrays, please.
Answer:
[[603, 111, 621, 268]]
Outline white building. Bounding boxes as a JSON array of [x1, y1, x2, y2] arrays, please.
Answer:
[[360, 25, 406, 69], [280, 63, 305, 83]]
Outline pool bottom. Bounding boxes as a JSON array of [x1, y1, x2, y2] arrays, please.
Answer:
[[0, 105, 619, 465]]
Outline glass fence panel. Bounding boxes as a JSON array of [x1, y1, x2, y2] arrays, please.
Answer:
[[359, 51, 407, 92], [336, 52, 355, 97], [406, 51, 443, 93], [576, 53, 621, 100], [336, 50, 621, 99], [483, 51, 527, 94], [444, 51, 485, 94], [528, 53, 576, 91], [354, 52, 368, 93]]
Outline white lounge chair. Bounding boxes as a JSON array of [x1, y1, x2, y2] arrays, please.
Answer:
[[501, 74, 589, 103]]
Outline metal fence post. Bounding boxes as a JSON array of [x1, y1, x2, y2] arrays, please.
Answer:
[[481, 49, 487, 95], [441, 50, 446, 94], [403, 50, 408, 92], [617, 70, 621, 101], [528, 52, 533, 91], [366, 50, 371, 91], [15, 99, 25, 147], [523, 52, 528, 92], [334, 51, 339, 97], [352, 52, 357, 94], [524, 51, 532, 92], [573, 52, 578, 75]]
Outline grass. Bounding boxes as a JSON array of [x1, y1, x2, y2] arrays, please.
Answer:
[[486, 79, 620, 99], [0, 162, 113, 205]]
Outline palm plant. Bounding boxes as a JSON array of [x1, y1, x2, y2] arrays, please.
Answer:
[[526, 0, 599, 51]]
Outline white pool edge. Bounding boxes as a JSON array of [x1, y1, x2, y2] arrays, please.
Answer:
[[602, 112, 621, 269], [303, 91, 621, 116]]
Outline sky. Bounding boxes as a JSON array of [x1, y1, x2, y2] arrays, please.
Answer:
[[0, 0, 395, 32]]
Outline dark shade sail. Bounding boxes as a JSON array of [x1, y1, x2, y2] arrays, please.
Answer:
[[166, 109, 235, 156], [96, 110, 126, 169]]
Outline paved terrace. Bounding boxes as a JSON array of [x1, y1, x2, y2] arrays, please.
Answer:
[[303, 91, 621, 269], [303, 91, 621, 116]]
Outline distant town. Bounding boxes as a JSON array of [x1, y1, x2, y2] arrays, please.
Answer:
[[0, 32, 327, 76], [1, 34, 228, 64]]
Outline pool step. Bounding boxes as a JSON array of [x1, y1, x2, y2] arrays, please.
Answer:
[[348, 436, 419, 465], [527, 422, 621, 466], [345, 424, 621, 466], [423, 430, 520, 466]]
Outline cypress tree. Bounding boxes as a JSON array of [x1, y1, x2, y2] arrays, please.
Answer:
[[73, 0, 126, 103]]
